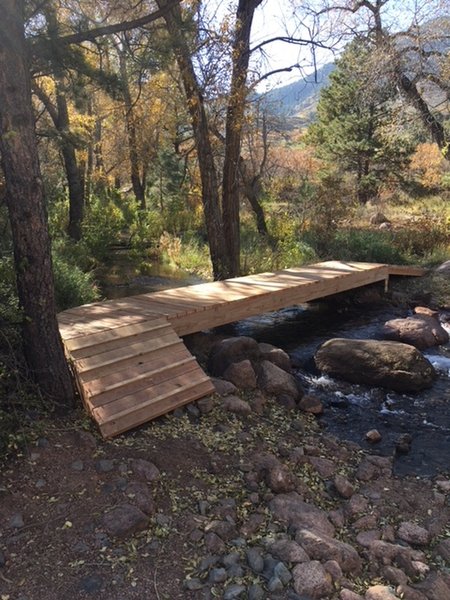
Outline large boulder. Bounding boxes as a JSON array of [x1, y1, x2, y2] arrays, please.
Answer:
[[381, 315, 448, 350], [435, 260, 450, 277], [257, 360, 302, 401], [314, 338, 436, 392], [258, 342, 292, 372], [269, 492, 335, 537], [208, 336, 261, 376]]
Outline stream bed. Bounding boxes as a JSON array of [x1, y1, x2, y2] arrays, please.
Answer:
[[233, 302, 450, 478]]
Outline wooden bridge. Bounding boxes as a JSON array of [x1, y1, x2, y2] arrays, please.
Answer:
[[58, 261, 424, 437]]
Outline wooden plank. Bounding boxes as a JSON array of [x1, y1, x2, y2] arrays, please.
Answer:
[[93, 379, 214, 437], [97, 378, 214, 438], [387, 265, 427, 276], [64, 317, 169, 352], [69, 321, 172, 360], [76, 332, 182, 376], [89, 357, 199, 408]]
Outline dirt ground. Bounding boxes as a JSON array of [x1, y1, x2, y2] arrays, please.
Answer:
[[1, 388, 449, 600]]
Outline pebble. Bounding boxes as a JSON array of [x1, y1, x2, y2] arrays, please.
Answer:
[[274, 561, 292, 584], [71, 459, 84, 471], [246, 547, 264, 572], [35, 479, 46, 489], [10, 513, 24, 528], [227, 564, 244, 578], [199, 555, 220, 572], [184, 577, 204, 591], [222, 552, 240, 567], [268, 575, 284, 592], [248, 583, 265, 600], [366, 429, 382, 443], [79, 574, 103, 594], [208, 567, 227, 583], [223, 584, 246, 599], [95, 459, 114, 473]]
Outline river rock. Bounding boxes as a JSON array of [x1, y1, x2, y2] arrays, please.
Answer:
[[130, 458, 160, 481], [222, 395, 252, 415], [268, 538, 310, 563], [265, 463, 296, 494], [397, 522, 430, 546], [381, 315, 449, 350], [299, 394, 324, 414], [208, 337, 261, 376], [435, 260, 450, 276], [257, 360, 302, 401], [413, 573, 450, 600], [295, 528, 362, 573], [258, 342, 291, 372], [292, 560, 333, 598], [314, 338, 436, 392], [212, 377, 238, 396], [269, 492, 335, 536], [365, 585, 399, 599], [126, 482, 155, 515], [222, 359, 257, 390]]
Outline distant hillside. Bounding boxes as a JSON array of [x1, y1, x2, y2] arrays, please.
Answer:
[[260, 63, 335, 127]]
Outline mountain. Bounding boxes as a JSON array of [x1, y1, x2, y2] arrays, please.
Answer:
[[260, 62, 335, 127]]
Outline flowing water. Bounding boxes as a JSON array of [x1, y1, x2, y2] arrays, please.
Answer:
[[233, 303, 450, 478]]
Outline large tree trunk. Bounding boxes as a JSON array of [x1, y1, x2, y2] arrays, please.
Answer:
[[0, 0, 75, 408], [156, 0, 229, 280], [222, 0, 263, 276]]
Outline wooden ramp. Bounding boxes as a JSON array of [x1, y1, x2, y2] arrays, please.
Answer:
[[58, 261, 425, 437]]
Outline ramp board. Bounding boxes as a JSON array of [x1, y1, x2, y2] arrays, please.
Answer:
[[64, 317, 214, 438]]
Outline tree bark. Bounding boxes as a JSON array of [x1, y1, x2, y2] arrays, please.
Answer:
[[118, 46, 146, 208], [156, 0, 228, 280], [0, 0, 75, 407], [222, 0, 263, 276]]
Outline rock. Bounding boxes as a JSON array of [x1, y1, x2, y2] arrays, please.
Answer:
[[435, 538, 450, 561], [240, 513, 265, 537], [356, 530, 381, 547], [366, 429, 382, 443], [356, 455, 393, 481], [334, 474, 355, 499], [222, 395, 252, 415], [274, 561, 293, 584], [209, 337, 261, 376], [102, 503, 148, 538], [365, 585, 399, 599], [71, 459, 84, 471], [222, 359, 257, 390], [79, 574, 103, 594], [292, 560, 333, 598], [269, 492, 335, 537], [246, 547, 264, 573], [296, 528, 362, 573], [258, 343, 291, 372], [212, 377, 238, 396], [268, 539, 310, 563], [265, 464, 296, 494], [184, 577, 204, 591], [341, 591, 364, 600], [257, 360, 302, 401], [268, 575, 284, 592], [222, 552, 241, 568], [435, 260, 450, 276], [10, 513, 24, 528], [324, 559, 343, 582], [382, 566, 408, 587], [95, 459, 114, 473], [345, 494, 369, 518], [397, 522, 430, 546], [368, 540, 424, 565], [247, 583, 265, 600], [73, 431, 97, 452], [204, 532, 226, 553], [395, 585, 427, 600], [315, 338, 436, 392], [299, 394, 324, 414], [126, 481, 155, 515], [205, 519, 237, 541], [223, 583, 246, 599], [414, 306, 440, 320], [130, 458, 160, 481], [413, 573, 450, 600], [382, 315, 449, 350], [395, 434, 412, 454], [435, 479, 450, 493], [370, 211, 389, 225], [197, 397, 215, 414], [208, 567, 227, 583], [309, 456, 336, 478]]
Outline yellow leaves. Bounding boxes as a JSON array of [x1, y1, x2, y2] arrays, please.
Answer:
[[409, 142, 447, 190]]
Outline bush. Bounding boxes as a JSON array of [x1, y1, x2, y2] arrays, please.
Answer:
[[52, 253, 99, 311]]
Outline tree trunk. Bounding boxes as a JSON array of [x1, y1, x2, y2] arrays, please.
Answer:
[[118, 48, 146, 208], [0, 0, 75, 407], [156, 0, 228, 280], [222, 0, 263, 276]]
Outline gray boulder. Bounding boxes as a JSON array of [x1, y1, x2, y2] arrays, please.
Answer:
[[382, 315, 448, 350], [314, 338, 436, 392], [222, 359, 257, 390], [269, 492, 335, 537], [295, 528, 362, 573], [258, 342, 291, 372], [435, 260, 450, 276]]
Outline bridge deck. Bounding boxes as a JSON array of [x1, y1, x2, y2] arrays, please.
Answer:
[[58, 261, 424, 437]]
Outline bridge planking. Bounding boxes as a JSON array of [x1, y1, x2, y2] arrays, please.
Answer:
[[58, 261, 425, 437]]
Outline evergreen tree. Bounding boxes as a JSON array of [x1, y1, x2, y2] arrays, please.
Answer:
[[308, 40, 412, 203]]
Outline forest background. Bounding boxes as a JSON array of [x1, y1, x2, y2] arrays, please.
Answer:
[[0, 0, 449, 445]]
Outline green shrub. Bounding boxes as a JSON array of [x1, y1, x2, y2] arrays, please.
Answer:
[[52, 253, 99, 311], [82, 197, 125, 263]]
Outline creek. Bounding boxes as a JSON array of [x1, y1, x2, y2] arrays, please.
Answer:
[[101, 263, 450, 479]]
